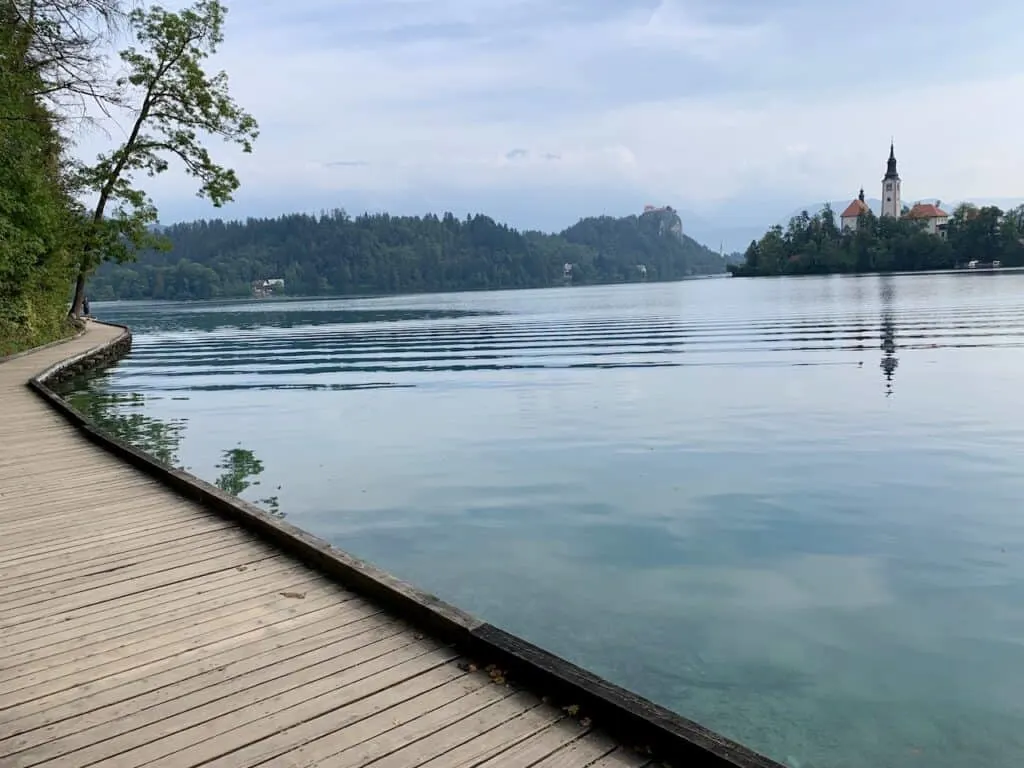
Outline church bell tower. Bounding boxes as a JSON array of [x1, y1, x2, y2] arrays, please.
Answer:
[[881, 141, 901, 218]]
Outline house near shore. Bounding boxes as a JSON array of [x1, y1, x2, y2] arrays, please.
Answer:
[[251, 278, 284, 297], [840, 142, 949, 238]]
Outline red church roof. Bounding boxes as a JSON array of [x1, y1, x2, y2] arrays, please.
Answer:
[[906, 203, 948, 219], [840, 198, 871, 218]]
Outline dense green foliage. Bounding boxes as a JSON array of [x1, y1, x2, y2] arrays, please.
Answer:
[[0, 0, 255, 352], [86, 207, 725, 300], [0, 2, 83, 353], [730, 203, 1024, 277]]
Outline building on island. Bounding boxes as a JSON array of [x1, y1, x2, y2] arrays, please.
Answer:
[[840, 142, 949, 238], [881, 141, 901, 218], [840, 189, 871, 232], [905, 202, 949, 236]]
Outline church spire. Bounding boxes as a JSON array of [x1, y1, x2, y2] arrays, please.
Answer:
[[858, 188, 865, 202], [884, 140, 899, 180], [881, 139, 901, 218]]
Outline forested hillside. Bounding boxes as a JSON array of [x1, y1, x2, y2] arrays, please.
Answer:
[[87, 208, 726, 300]]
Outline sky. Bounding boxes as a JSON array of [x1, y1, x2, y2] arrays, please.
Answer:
[[74, 0, 1024, 249]]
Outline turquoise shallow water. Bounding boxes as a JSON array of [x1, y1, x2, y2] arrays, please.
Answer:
[[73, 273, 1024, 767]]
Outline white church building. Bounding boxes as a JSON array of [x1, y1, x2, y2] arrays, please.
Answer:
[[840, 142, 949, 237]]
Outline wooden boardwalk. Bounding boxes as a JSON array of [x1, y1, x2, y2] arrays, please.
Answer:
[[0, 323, 656, 768]]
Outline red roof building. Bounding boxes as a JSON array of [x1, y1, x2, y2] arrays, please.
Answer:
[[905, 202, 949, 237], [840, 189, 871, 231], [840, 198, 871, 218], [905, 202, 948, 220]]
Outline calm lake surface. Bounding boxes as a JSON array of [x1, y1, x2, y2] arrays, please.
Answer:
[[75, 273, 1024, 767]]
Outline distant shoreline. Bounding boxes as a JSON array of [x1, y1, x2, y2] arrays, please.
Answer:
[[90, 273, 733, 306], [728, 265, 1024, 280]]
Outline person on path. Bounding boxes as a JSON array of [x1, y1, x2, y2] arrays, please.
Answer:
[[82, 297, 91, 317]]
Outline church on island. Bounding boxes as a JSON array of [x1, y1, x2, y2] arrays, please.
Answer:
[[840, 142, 949, 237]]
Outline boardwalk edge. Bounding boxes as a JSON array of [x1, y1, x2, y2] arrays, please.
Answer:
[[26, 320, 784, 768]]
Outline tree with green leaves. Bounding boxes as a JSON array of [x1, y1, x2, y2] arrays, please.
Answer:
[[69, 0, 257, 317], [1, 0, 84, 351]]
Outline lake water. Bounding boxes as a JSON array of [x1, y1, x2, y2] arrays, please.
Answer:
[[72, 273, 1024, 768]]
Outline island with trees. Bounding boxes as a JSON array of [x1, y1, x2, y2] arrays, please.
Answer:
[[729, 202, 1024, 277], [85, 207, 727, 301]]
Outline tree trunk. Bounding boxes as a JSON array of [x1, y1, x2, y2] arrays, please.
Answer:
[[66, 94, 153, 320], [69, 269, 87, 318]]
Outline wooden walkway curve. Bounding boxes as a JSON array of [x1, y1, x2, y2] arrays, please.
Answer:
[[0, 323, 779, 768]]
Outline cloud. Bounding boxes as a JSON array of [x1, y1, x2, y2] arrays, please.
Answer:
[[72, 0, 1024, 236]]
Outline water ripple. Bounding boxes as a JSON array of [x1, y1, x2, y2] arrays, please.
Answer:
[[102, 297, 1024, 393]]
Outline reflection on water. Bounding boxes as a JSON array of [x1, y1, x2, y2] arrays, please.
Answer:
[[71, 273, 1024, 768], [880, 277, 899, 397], [64, 377, 187, 466], [215, 446, 282, 517], [59, 373, 282, 517]]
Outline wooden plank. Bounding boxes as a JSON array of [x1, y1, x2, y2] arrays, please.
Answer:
[[0, 535, 265, 610], [0, 469, 157, 496], [1, 519, 249, 576], [410, 702, 567, 768], [280, 678, 520, 768], [0, 610, 387, 729], [338, 694, 542, 768], [197, 664, 478, 768], [0, 493, 192, 534], [0, 618, 402, 758], [531, 732, 621, 767], [0, 595, 377, 714], [97, 646, 463, 768], [0, 522, 239, 589], [0, 570, 348, 679], [0, 559, 311, 661], [0, 492, 178, 530], [588, 746, 654, 767], [15, 639, 450, 767], [0, 518, 235, 577], [0, 510, 224, 562], [0, 546, 279, 626], [0, 556, 290, 646], [474, 719, 592, 768], [1, 590, 364, 700]]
